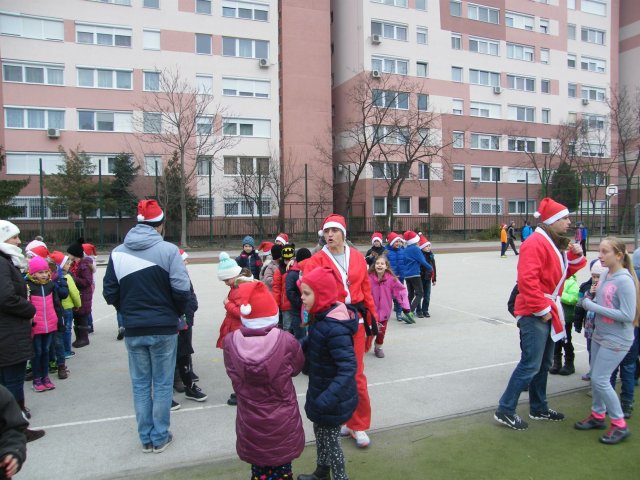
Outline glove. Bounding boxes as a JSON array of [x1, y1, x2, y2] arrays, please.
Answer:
[[57, 322, 66, 333]]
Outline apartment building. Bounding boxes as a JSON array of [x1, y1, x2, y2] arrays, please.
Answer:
[[331, 0, 621, 220], [0, 0, 331, 226]]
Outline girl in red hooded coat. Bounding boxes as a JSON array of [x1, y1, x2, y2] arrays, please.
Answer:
[[223, 281, 305, 480]]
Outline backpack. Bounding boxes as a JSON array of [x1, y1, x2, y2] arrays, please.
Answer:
[[507, 283, 519, 318]]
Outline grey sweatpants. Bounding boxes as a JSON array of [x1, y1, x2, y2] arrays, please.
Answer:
[[590, 341, 628, 420], [314, 423, 348, 480]]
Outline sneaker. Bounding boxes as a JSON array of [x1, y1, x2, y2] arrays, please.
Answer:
[[581, 373, 591, 381], [395, 314, 402, 322], [227, 393, 237, 406], [32, 379, 47, 393], [416, 311, 425, 318], [184, 384, 208, 402], [351, 430, 370, 448], [64, 351, 76, 359], [501, 255, 507, 258], [574, 414, 606, 430], [494, 411, 528, 430], [25, 428, 45, 442], [42, 377, 56, 390], [374, 346, 385, 358], [529, 409, 565, 422], [339, 425, 350, 437], [116, 327, 125, 341], [622, 403, 633, 419], [153, 432, 173, 453], [402, 312, 416, 324], [191, 372, 199, 382], [48, 361, 57, 373], [142, 443, 153, 453], [424, 312, 431, 318], [21, 407, 31, 420], [600, 426, 630, 445], [170, 400, 181, 411]]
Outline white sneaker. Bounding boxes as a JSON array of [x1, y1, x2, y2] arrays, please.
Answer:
[[339, 425, 350, 437], [351, 430, 370, 448]]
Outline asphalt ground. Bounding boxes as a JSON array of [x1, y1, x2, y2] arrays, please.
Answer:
[[18, 248, 604, 479]]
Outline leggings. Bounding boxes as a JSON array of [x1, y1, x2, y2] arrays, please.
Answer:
[[590, 341, 627, 421], [314, 423, 348, 480]]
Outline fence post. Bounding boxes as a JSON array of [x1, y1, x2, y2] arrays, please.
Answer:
[[38, 157, 45, 238], [208, 158, 213, 245], [525, 172, 529, 220], [98, 159, 104, 246], [304, 163, 308, 242], [463, 167, 467, 240], [495, 176, 499, 228]]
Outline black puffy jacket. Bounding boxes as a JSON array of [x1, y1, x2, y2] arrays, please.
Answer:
[[0, 384, 28, 473]]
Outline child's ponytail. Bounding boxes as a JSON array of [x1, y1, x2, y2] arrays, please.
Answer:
[[622, 252, 640, 327]]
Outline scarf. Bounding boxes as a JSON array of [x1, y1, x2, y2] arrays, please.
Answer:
[[0, 242, 27, 271]]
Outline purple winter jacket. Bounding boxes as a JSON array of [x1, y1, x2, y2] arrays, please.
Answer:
[[368, 271, 410, 322], [223, 324, 305, 467]]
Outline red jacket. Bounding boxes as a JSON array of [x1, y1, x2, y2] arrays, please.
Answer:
[[272, 265, 292, 312], [217, 285, 243, 349]]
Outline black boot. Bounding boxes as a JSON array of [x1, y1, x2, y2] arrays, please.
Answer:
[[297, 465, 331, 480], [25, 428, 45, 442], [559, 358, 575, 376], [549, 355, 562, 375], [72, 326, 90, 348]]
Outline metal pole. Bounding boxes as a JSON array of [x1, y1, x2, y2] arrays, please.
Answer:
[[635, 203, 639, 250], [98, 159, 104, 246], [525, 172, 529, 220], [39, 158, 45, 238], [463, 167, 467, 240], [427, 167, 431, 238], [304, 163, 309, 242], [208, 158, 213, 244], [495, 175, 499, 229], [155, 160, 159, 199], [347, 166, 352, 228]]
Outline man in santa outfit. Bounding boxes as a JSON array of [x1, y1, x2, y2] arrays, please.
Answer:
[[300, 214, 377, 448], [495, 198, 587, 430]]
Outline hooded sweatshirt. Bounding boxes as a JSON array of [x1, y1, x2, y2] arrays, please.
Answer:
[[583, 267, 636, 351], [103, 224, 191, 336]]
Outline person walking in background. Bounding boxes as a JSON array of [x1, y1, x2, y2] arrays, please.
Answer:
[[66, 239, 94, 348], [494, 197, 586, 431], [575, 237, 639, 444], [549, 275, 579, 376], [365, 232, 386, 266], [575, 222, 588, 257], [224, 281, 305, 480], [81, 243, 97, 333], [500, 224, 508, 258], [273, 244, 296, 335], [402, 231, 432, 319], [385, 232, 406, 322], [236, 236, 262, 279], [507, 221, 519, 255], [103, 200, 191, 454], [418, 235, 436, 318], [522, 221, 533, 242]]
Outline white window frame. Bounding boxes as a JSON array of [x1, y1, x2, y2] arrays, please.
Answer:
[[452, 99, 463, 115], [196, 0, 212, 15], [582, 86, 606, 102], [416, 26, 428, 44], [470, 133, 501, 151], [143, 29, 160, 50], [469, 36, 500, 56], [371, 56, 409, 75], [451, 33, 461, 50], [223, 156, 270, 176], [567, 53, 577, 68], [0, 13, 64, 41], [4, 107, 65, 130], [467, 3, 499, 24], [416, 61, 428, 77], [224, 197, 271, 217], [581, 0, 606, 16], [507, 43, 534, 62], [371, 0, 408, 7], [470, 197, 503, 215], [78, 110, 132, 132], [450, 0, 462, 17], [372, 89, 409, 110], [568, 83, 577, 98], [451, 66, 463, 82], [452, 165, 465, 181], [143, 71, 160, 91], [542, 108, 550, 124], [2, 61, 64, 86], [580, 56, 606, 73], [540, 48, 550, 64], [371, 20, 408, 41], [507, 137, 536, 153], [196, 33, 212, 55], [541, 79, 550, 94], [470, 101, 501, 119], [505, 11, 533, 30], [372, 196, 411, 215], [196, 74, 213, 94], [469, 69, 500, 87], [143, 155, 162, 176], [581, 27, 605, 45], [75, 23, 132, 47], [508, 105, 535, 122], [222, 0, 270, 20], [539, 18, 549, 34], [197, 197, 213, 217], [568, 23, 576, 40], [506, 74, 535, 92], [77, 67, 132, 90], [222, 36, 269, 59], [9, 196, 68, 220], [222, 77, 270, 98], [508, 199, 536, 214], [222, 118, 271, 137], [4, 152, 65, 175], [508, 168, 540, 184], [452, 131, 464, 148], [471, 166, 501, 182]]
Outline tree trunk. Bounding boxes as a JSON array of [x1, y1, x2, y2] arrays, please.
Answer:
[[179, 152, 187, 247]]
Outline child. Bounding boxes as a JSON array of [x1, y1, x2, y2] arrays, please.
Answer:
[[25, 256, 63, 392], [550, 274, 579, 376], [46, 255, 70, 379], [274, 232, 289, 246], [418, 235, 436, 318], [285, 248, 312, 340], [297, 266, 358, 480], [223, 281, 305, 480], [365, 232, 385, 266], [50, 252, 80, 367], [236, 236, 262, 279], [575, 237, 639, 444], [402, 231, 432, 318], [368, 255, 412, 357], [500, 224, 508, 258], [385, 232, 406, 322], [82, 243, 98, 333], [66, 239, 93, 347], [260, 244, 282, 291], [217, 252, 254, 406], [273, 244, 296, 334]]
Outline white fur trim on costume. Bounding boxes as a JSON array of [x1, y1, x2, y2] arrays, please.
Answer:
[[406, 236, 419, 246], [241, 312, 279, 329], [543, 208, 569, 225], [137, 214, 145, 221], [533, 211, 541, 218], [533, 306, 552, 317], [240, 304, 252, 315], [389, 237, 402, 246], [323, 221, 346, 236], [568, 257, 583, 265], [275, 235, 287, 245]]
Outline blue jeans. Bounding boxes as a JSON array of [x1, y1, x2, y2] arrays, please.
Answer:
[[51, 331, 65, 365], [591, 341, 627, 420], [0, 361, 27, 403], [125, 334, 178, 446], [498, 316, 555, 415], [610, 327, 639, 405], [117, 311, 124, 329], [282, 310, 305, 339], [32, 333, 53, 380], [421, 277, 432, 314], [63, 309, 74, 354]]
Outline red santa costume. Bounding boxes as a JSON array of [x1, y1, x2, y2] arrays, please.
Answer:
[[514, 198, 587, 341], [300, 214, 377, 436]]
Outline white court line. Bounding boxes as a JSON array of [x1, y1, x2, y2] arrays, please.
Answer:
[[431, 302, 513, 326]]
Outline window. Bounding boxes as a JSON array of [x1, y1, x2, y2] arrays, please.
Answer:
[[470, 101, 501, 118], [505, 11, 533, 30], [508, 137, 536, 153], [453, 197, 465, 214], [9, 197, 68, 220], [222, 77, 270, 98], [3, 62, 63, 85], [418, 197, 430, 214], [196, 116, 213, 135], [581, 0, 606, 16], [0, 13, 64, 41], [144, 0, 159, 8], [373, 126, 410, 144], [507, 43, 534, 62], [371, 56, 408, 75], [92, 0, 132, 4], [76, 23, 132, 47], [581, 171, 607, 186], [509, 200, 536, 214], [453, 165, 465, 181], [222, 118, 271, 137], [581, 143, 607, 157], [509, 168, 540, 184], [144, 71, 160, 91], [416, 27, 428, 44], [451, 33, 461, 50], [197, 197, 213, 217], [541, 140, 551, 154], [78, 110, 132, 132], [582, 86, 606, 102], [222, 0, 269, 19], [568, 83, 577, 98], [371, 21, 408, 41], [224, 157, 238, 175], [143, 112, 161, 133], [143, 29, 160, 50], [372, 196, 410, 215], [539, 19, 549, 34], [143, 155, 162, 176], [508, 105, 535, 122], [542, 109, 550, 124], [196, 157, 212, 176], [541, 79, 550, 94], [507, 75, 535, 92], [567, 112, 577, 125], [373, 197, 386, 216], [4, 152, 66, 175], [196, 33, 212, 55], [450, 1, 461, 17], [468, 4, 499, 24], [581, 56, 606, 73], [4, 108, 65, 130], [452, 99, 463, 115], [197, 0, 212, 14], [471, 166, 501, 182], [417, 94, 429, 111], [77, 67, 132, 89], [584, 114, 606, 130], [568, 0, 575, 9], [469, 37, 499, 56], [196, 74, 213, 94], [451, 66, 463, 82], [470, 198, 502, 214], [469, 69, 500, 87], [416, 0, 427, 10], [371, 0, 408, 6], [223, 156, 270, 176], [222, 37, 269, 59], [224, 198, 271, 216], [470, 134, 500, 150], [372, 90, 409, 109], [567, 53, 576, 68], [581, 27, 605, 45], [568, 24, 576, 40], [452, 131, 464, 148], [419, 164, 430, 180], [540, 48, 550, 64], [372, 162, 407, 179], [416, 62, 428, 77]]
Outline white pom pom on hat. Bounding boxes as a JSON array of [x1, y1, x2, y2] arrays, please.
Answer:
[[240, 304, 252, 315]]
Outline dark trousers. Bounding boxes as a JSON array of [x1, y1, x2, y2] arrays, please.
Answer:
[[420, 277, 432, 314], [0, 362, 27, 403], [501, 242, 507, 256], [314, 423, 348, 480], [508, 239, 518, 254], [406, 276, 424, 313], [32, 333, 53, 380], [553, 322, 574, 360]]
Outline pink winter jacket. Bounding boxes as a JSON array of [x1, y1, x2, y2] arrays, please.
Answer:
[[223, 324, 305, 467], [368, 271, 410, 323], [25, 279, 61, 335]]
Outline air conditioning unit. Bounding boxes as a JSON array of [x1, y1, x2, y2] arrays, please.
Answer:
[[371, 34, 382, 44], [258, 58, 269, 68], [493, 86, 502, 94], [47, 128, 60, 139], [582, 98, 589, 106], [371, 69, 382, 79]]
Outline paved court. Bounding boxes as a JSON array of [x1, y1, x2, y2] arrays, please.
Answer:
[[18, 249, 594, 479]]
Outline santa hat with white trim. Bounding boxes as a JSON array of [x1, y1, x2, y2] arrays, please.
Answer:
[[137, 199, 164, 225], [238, 281, 280, 329], [274, 233, 289, 245], [25, 240, 50, 259], [403, 230, 420, 246], [179, 249, 188, 261], [387, 232, 402, 247], [533, 197, 569, 225], [321, 214, 347, 237], [418, 235, 431, 249], [371, 232, 383, 245], [50, 250, 69, 269]]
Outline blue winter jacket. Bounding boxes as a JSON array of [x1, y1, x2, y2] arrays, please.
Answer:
[[385, 245, 406, 282], [102, 224, 191, 336], [302, 302, 358, 426], [403, 245, 431, 278]]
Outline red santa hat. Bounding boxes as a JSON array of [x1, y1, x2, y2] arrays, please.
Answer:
[[418, 235, 431, 249], [299, 266, 344, 314], [403, 230, 420, 246], [25, 240, 50, 258], [137, 199, 164, 224], [371, 232, 383, 245], [274, 233, 289, 245], [258, 241, 274, 255], [534, 198, 569, 225], [238, 281, 279, 329], [82, 243, 97, 257], [50, 250, 69, 269], [387, 232, 402, 247], [321, 214, 347, 237], [179, 249, 188, 261]]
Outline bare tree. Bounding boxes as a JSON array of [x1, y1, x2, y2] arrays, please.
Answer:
[[134, 67, 237, 246]]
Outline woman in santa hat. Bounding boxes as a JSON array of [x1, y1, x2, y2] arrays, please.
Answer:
[[494, 198, 586, 431], [300, 214, 377, 448]]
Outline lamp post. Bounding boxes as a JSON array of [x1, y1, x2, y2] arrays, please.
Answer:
[[38, 158, 45, 238], [208, 157, 213, 244]]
